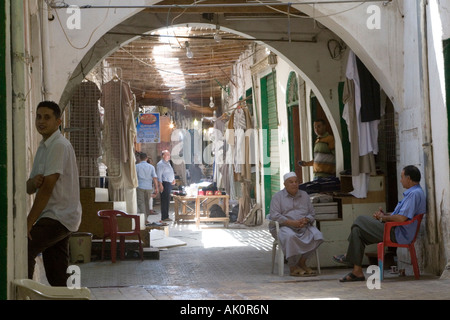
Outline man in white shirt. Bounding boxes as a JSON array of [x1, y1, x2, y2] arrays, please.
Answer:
[[27, 101, 82, 286], [135, 152, 158, 222]]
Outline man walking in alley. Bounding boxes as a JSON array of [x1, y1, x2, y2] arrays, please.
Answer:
[[27, 101, 82, 286], [136, 152, 158, 222], [157, 150, 175, 222]]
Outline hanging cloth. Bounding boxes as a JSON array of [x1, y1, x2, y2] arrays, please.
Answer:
[[101, 79, 138, 206], [356, 56, 381, 122], [227, 107, 253, 181], [342, 51, 377, 198], [212, 117, 227, 188]]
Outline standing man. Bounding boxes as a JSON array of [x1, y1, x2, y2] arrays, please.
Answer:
[[147, 157, 157, 214], [27, 101, 82, 286], [136, 152, 158, 222], [157, 150, 175, 222], [298, 119, 336, 179], [269, 172, 324, 276]]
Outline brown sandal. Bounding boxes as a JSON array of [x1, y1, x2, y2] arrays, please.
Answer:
[[302, 266, 317, 275], [290, 267, 314, 277]]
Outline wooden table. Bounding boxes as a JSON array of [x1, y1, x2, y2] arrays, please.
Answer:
[[173, 194, 230, 228], [173, 195, 197, 223], [195, 194, 230, 228]]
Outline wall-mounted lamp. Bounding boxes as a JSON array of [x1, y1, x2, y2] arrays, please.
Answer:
[[268, 53, 277, 69], [185, 41, 194, 59]]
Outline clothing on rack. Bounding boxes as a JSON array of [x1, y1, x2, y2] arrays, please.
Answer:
[[227, 106, 253, 182], [212, 117, 227, 188], [101, 78, 138, 211], [356, 56, 381, 122], [342, 51, 380, 198]]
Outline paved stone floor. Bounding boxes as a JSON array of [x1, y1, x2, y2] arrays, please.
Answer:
[[77, 206, 450, 303]]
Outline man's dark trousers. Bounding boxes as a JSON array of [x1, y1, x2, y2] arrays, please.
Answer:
[[160, 181, 173, 220]]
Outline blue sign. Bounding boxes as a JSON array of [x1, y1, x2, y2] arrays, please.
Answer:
[[136, 113, 160, 143]]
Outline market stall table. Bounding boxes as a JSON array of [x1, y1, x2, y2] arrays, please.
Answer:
[[195, 194, 230, 228], [173, 195, 197, 223], [173, 194, 230, 228]]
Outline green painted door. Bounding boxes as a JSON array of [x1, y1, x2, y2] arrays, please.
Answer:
[[261, 72, 280, 214]]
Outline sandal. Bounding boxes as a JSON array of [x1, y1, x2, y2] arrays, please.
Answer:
[[302, 266, 317, 275], [290, 267, 314, 277], [339, 272, 365, 282], [332, 254, 350, 265]]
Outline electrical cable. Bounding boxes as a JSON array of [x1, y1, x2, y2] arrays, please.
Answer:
[[50, 0, 111, 50]]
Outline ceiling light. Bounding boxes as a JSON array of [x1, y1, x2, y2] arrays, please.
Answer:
[[214, 26, 221, 42], [185, 41, 193, 59], [209, 96, 215, 108]]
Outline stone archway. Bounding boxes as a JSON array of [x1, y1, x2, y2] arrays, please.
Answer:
[[51, 3, 406, 182]]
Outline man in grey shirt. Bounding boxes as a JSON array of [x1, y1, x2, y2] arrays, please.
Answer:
[[157, 150, 175, 221]]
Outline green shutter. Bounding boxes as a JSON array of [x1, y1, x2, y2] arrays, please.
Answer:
[[261, 72, 280, 214]]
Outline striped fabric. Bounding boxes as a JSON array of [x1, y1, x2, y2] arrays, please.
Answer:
[[313, 133, 336, 178]]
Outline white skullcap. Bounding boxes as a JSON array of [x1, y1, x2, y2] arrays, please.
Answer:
[[283, 172, 297, 182]]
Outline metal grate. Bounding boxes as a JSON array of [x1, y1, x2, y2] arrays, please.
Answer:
[[65, 67, 125, 188], [66, 79, 103, 188]]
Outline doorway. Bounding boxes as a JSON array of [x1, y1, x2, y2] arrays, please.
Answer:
[[286, 72, 303, 183]]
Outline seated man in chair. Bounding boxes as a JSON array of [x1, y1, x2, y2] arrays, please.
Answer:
[[269, 172, 324, 276], [334, 165, 426, 282]]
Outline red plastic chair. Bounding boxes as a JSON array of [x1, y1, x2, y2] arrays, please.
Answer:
[[97, 210, 144, 263], [377, 213, 425, 280]]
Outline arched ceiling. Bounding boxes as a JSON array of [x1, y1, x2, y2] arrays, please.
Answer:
[[104, 25, 254, 115], [65, 0, 321, 118]]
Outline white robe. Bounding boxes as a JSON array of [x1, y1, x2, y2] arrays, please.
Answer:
[[269, 189, 323, 259]]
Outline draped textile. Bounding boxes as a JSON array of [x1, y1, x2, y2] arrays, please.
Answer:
[[227, 107, 253, 181], [101, 79, 138, 210], [342, 51, 378, 198]]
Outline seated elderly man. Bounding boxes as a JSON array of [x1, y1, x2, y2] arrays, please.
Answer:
[[269, 172, 324, 276]]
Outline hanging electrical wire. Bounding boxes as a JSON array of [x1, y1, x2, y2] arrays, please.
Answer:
[[327, 39, 347, 60]]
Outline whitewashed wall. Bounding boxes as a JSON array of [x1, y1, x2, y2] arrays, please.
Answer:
[[9, 1, 450, 292]]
